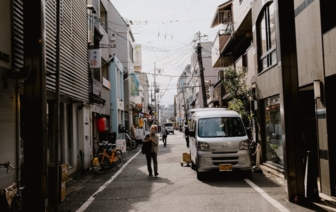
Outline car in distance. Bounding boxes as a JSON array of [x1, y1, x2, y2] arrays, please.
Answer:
[[164, 122, 174, 134]]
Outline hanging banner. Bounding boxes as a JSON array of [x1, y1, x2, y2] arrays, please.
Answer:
[[130, 73, 139, 96], [92, 79, 102, 95], [89, 49, 101, 68]]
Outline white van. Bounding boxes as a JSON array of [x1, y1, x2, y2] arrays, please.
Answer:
[[188, 109, 252, 180], [164, 122, 174, 134]]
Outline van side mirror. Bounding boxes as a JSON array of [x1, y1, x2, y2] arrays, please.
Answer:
[[189, 130, 195, 137]]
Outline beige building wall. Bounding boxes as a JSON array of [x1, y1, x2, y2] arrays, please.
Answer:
[[294, 0, 324, 86], [246, 45, 256, 86], [252, 0, 280, 100], [232, 0, 251, 31], [323, 27, 336, 77]]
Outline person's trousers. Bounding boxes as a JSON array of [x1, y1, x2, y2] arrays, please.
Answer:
[[162, 135, 167, 146], [146, 152, 158, 175], [185, 137, 189, 147]]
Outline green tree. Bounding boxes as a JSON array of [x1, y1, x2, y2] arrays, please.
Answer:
[[222, 67, 253, 125]]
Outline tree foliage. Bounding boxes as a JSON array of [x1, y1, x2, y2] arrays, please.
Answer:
[[222, 67, 253, 125]]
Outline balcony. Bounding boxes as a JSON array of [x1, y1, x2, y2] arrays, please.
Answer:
[[212, 33, 232, 67]]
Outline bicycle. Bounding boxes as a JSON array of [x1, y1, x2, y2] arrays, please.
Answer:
[[125, 132, 137, 150], [91, 140, 123, 174], [0, 162, 24, 212]]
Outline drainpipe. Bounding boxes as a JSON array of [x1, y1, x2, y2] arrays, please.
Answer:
[[53, 0, 61, 210], [15, 81, 20, 181]]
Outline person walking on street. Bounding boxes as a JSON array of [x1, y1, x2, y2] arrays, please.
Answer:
[[184, 124, 190, 148], [161, 125, 168, 147], [143, 125, 159, 177]]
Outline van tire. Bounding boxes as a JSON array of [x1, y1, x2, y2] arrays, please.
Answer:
[[196, 162, 206, 181], [191, 161, 196, 170], [197, 171, 206, 181]]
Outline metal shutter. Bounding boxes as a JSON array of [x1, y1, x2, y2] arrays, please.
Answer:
[[12, 0, 24, 73], [46, 0, 89, 103]]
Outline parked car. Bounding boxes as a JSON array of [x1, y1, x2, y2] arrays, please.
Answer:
[[188, 108, 252, 180], [164, 122, 174, 134]]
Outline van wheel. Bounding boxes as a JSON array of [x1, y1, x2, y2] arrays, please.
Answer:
[[196, 163, 206, 181], [197, 170, 206, 181], [191, 161, 196, 170]]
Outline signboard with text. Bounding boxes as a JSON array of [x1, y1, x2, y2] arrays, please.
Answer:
[[88, 49, 101, 68]]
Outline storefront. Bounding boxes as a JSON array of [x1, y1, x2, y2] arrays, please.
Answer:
[[264, 95, 283, 168]]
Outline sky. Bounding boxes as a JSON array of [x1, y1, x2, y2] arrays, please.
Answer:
[[112, 0, 228, 107]]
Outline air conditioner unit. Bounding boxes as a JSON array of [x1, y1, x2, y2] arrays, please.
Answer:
[[88, 30, 93, 45]]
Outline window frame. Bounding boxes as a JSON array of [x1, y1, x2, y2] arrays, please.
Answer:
[[257, 3, 277, 73]]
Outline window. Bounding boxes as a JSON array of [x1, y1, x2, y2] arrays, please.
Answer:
[[100, 2, 107, 32], [242, 53, 248, 70], [218, 70, 224, 80], [102, 63, 108, 80], [264, 95, 283, 167], [258, 3, 277, 72], [198, 117, 246, 138]]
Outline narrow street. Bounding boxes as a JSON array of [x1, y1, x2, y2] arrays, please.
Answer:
[[58, 131, 324, 212]]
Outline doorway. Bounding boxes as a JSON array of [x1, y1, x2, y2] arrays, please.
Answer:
[[298, 88, 319, 189], [326, 75, 336, 196]]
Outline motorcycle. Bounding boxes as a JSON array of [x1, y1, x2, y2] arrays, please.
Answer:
[[125, 133, 137, 150]]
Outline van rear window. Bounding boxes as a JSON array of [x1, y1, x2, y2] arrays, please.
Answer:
[[165, 123, 173, 127], [198, 117, 246, 137]]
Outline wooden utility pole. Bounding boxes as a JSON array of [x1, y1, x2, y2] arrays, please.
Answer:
[[23, 0, 48, 210], [196, 32, 208, 108]]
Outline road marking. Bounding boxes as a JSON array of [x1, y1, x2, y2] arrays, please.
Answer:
[[244, 179, 290, 212], [76, 150, 142, 212]]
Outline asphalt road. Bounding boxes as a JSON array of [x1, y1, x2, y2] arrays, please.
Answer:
[[58, 131, 326, 212]]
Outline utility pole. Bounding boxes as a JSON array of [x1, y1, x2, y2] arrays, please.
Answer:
[[154, 62, 157, 123], [196, 31, 208, 108], [23, 0, 48, 210]]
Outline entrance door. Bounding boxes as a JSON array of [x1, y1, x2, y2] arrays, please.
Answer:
[[326, 75, 336, 196], [298, 89, 319, 188]]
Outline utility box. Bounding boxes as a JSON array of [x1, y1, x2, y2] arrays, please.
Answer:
[[48, 163, 68, 206]]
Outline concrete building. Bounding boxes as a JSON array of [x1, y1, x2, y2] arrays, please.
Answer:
[[210, 0, 336, 202], [101, 0, 136, 133], [176, 65, 191, 126], [290, 0, 336, 199], [109, 56, 125, 139], [1, 0, 91, 208]]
